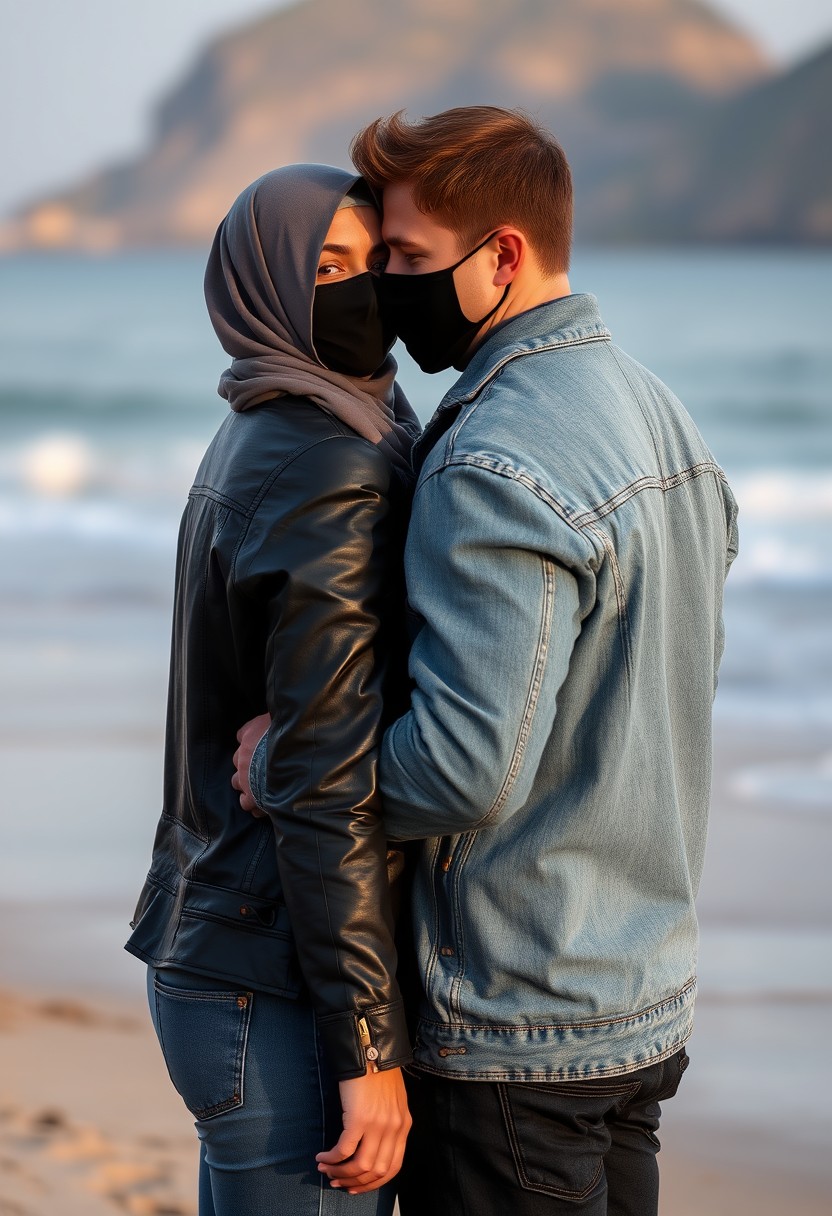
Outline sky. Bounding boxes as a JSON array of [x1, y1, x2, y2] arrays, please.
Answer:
[[2, 0, 831, 216]]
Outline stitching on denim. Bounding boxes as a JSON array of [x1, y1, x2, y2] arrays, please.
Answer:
[[497, 1082, 605, 1199], [583, 520, 633, 689], [424, 837, 443, 1006], [478, 554, 556, 829], [608, 346, 666, 478], [521, 1079, 642, 1101], [446, 393, 492, 462], [153, 980, 252, 1120], [413, 1034, 692, 1081], [444, 331, 611, 408], [417, 978, 696, 1033], [417, 458, 589, 547], [448, 833, 477, 1023], [570, 462, 725, 526]]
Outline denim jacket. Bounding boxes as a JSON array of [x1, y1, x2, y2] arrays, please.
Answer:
[[375, 294, 738, 1080]]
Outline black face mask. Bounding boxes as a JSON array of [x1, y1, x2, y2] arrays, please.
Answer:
[[312, 272, 396, 378], [376, 232, 510, 374]]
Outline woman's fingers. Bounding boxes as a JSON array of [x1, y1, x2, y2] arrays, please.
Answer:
[[315, 1066, 411, 1192]]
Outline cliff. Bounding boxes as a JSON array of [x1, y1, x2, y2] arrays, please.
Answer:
[[596, 41, 832, 242], [4, 0, 782, 250]]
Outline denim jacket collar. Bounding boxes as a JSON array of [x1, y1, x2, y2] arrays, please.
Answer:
[[409, 293, 611, 474], [442, 292, 610, 409]]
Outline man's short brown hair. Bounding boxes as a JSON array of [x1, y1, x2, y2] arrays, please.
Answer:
[[351, 106, 573, 275]]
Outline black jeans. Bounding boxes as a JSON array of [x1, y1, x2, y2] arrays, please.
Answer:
[[398, 1048, 689, 1216]]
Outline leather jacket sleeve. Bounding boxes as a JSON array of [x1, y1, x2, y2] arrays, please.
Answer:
[[237, 434, 411, 1080]]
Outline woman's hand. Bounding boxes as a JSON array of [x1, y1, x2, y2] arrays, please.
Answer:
[[316, 1065, 412, 1194]]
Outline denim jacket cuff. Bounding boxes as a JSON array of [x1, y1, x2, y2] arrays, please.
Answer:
[[248, 728, 269, 811], [316, 1001, 412, 1081]]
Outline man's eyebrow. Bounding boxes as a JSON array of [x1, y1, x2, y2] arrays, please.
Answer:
[[382, 234, 426, 251]]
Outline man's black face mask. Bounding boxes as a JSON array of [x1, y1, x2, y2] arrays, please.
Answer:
[[312, 272, 396, 378], [376, 232, 509, 374]]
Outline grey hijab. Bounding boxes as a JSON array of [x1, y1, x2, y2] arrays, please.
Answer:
[[204, 164, 420, 475]]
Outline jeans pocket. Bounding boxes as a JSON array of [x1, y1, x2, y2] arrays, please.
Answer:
[[652, 1046, 690, 1104], [497, 1080, 636, 1200], [152, 974, 253, 1120]]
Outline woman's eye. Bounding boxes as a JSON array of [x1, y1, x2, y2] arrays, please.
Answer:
[[317, 263, 343, 277], [370, 258, 388, 275]]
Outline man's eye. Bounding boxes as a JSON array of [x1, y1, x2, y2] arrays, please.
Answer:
[[370, 258, 388, 275]]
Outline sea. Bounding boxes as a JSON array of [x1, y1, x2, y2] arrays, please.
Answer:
[[0, 250, 829, 974]]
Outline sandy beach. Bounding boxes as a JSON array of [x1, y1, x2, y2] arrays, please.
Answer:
[[1, 726, 830, 1215], [1, 988, 830, 1216]]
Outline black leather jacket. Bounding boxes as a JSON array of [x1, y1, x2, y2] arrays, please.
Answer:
[[126, 396, 412, 1080]]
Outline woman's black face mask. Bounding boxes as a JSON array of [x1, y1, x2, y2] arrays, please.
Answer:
[[312, 272, 396, 378], [375, 232, 509, 374]]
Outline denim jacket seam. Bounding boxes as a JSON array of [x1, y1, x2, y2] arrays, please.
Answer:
[[477, 553, 557, 829], [445, 373, 504, 460], [608, 346, 666, 478], [443, 331, 612, 409], [582, 520, 633, 688], [410, 1036, 690, 1082], [416, 457, 630, 690], [418, 457, 596, 557], [448, 832, 479, 1022], [423, 837, 443, 1005], [416, 976, 697, 1033], [571, 462, 726, 527]]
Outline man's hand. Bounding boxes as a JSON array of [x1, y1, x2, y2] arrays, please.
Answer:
[[316, 1066, 411, 1195], [231, 713, 271, 817]]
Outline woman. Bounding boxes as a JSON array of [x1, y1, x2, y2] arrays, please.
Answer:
[[125, 164, 420, 1214]]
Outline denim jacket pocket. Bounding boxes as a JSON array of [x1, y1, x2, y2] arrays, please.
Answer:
[[152, 974, 253, 1120]]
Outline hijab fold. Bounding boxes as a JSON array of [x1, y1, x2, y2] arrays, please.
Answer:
[[204, 164, 419, 476]]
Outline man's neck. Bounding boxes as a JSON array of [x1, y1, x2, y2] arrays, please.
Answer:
[[462, 273, 571, 365]]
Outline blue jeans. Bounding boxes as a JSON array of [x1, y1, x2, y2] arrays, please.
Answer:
[[147, 966, 397, 1215]]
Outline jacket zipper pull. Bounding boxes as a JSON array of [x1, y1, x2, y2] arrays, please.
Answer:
[[357, 1016, 380, 1072]]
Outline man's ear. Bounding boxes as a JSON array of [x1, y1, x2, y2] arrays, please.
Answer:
[[493, 231, 524, 285]]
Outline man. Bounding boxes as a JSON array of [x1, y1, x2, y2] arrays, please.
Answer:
[[236, 106, 738, 1215]]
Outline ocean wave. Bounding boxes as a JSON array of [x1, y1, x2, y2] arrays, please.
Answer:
[[729, 755, 832, 812], [727, 538, 832, 588], [0, 495, 177, 549], [729, 471, 832, 521]]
